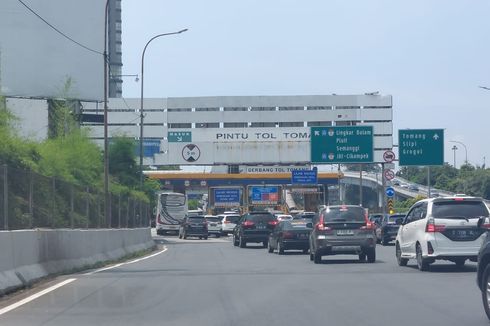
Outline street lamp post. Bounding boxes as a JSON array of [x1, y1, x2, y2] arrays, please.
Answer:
[[139, 29, 188, 189], [103, 0, 110, 226], [450, 140, 467, 166], [451, 145, 458, 168]]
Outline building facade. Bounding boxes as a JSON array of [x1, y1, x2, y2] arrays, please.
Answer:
[[108, 0, 123, 98]]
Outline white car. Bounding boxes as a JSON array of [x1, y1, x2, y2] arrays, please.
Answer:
[[275, 214, 293, 221], [218, 213, 241, 235], [395, 196, 489, 271], [204, 215, 222, 238]]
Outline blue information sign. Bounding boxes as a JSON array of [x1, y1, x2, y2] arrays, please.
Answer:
[[291, 168, 318, 185], [214, 189, 241, 207], [386, 187, 395, 198], [250, 186, 280, 205]]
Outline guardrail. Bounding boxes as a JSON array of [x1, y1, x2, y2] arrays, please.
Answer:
[[0, 165, 150, 230]]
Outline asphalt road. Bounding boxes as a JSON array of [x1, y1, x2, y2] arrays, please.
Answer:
[[0, 233, 488, 326]]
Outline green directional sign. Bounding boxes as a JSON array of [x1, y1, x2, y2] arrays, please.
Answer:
[[398, 129, 444, 166], [311, 126, 374, 163], [168, 131, 191, 142]]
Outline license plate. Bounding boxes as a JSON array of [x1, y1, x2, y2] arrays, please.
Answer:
[[210, 223, 217, 226], [257, 225, 266, 230], [298, 233, 308, 239], [337, 230, 354, 236]]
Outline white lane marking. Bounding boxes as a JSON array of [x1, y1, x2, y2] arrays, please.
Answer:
[[0, 247, 169, 317], [83, 246, 168, 275], [0, 278, 76, 316]]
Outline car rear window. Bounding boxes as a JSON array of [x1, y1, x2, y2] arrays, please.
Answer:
[[206, 217, 221, 222], [248, 214, 275, 222], [432, 200, 489, 218], [188, 217, 205, 223], [283, 220, 312, 230], [225, 215, 241, 223], [323, 206, 365, 222]]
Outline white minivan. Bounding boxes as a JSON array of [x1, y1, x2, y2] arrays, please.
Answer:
[[395, 196, 490, 271]]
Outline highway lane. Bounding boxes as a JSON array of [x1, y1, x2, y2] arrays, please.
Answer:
[[0, 234, 487, 325]]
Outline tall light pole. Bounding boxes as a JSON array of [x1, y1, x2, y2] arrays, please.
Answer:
[[139, 29, 188, 189], [103, 0, 110, 226], [450, 140, 467, 166], [451, 145, 458, 168]]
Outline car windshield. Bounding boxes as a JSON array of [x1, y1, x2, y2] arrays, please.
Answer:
[[432, 201, 489, 218], [225, 215, 241, 223], [248, 214, 275, 222], [283, 220, 312, 230], [324, 206, 365, 222]]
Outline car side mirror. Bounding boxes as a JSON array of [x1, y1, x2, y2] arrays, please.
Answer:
[[306, 222, 313, 229], [396, 218, 403, 225]]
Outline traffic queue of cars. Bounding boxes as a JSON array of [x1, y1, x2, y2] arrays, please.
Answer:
[[170, 196, 490, 319]]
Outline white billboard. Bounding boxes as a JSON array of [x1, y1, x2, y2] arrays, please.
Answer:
[[152, 127, 392, 165], [0, 0, 104, 101]]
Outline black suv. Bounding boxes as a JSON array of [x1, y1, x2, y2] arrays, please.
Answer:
[[233, 212, 278, 248], [309, 205, 376, 264], [179, 215, 208, 240], [476, 217, 490, 319]]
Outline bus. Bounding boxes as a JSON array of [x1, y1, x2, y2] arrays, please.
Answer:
[[155, 192, 188, 235]]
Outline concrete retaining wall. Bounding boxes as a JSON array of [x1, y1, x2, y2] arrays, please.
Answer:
[[0, 228, 155, 295]]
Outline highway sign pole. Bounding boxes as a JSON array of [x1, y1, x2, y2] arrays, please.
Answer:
[[381, 163, 386, 216], [427, 167, 431, 198], [359, 164, 363, 206]]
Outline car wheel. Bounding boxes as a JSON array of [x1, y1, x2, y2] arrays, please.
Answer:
[[382, 238, 389, 246], [309, 252, 314, 261], [199, 236, 202, 240], [239, 236, 246, 248], [481, 265, 490, 320], [216, 234, 221, 238], [303, 248, 309, 254], [396, 242, 408, 266], [183, 231, 187, 240], [313, 251, 322, 264], [277, 241, 284, 255], [178, 232, 182, 239], [233, 235, 239, 247], [268, 241, 274, 253], [455, 258, 466, 268], [359, 253, 366, 262], [416, 243, 430, 271], [204, 236, 208, 240], [376, 238, 381, 244], [366, 248, 376, 263]]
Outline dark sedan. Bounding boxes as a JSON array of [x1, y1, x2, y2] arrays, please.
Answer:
[[268, 219, 312, 254], [179, 215, 208, 240], [375, 213, 405, 245]]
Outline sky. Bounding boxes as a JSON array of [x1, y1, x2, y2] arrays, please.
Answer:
[[120, 0, 490, 168]]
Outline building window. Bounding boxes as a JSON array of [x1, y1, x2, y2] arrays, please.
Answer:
[[224, 122, 248, 128], [196, 122, 219, 128], [195, 107, 219, 112], [307, 121, 332, 127], [167, 108, 192, 112], [250, 122, 277, 127], [250, 107, 276, 111], [168, 123, 192, 128], [335, 121, 357, 126], [278, 106, 304, 111], [278, 122, 303, 127], [336, 106, 360, 110], [223, 107, 248, 111], [306, 106, 332, 110]]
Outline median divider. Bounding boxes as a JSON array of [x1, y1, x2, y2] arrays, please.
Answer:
[[0, 228, 155, 295]]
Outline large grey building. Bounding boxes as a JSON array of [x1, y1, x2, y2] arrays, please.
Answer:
[[108, 0, 123, 98]]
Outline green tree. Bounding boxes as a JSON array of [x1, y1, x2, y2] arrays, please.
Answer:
[[109, 137, 139, 188]]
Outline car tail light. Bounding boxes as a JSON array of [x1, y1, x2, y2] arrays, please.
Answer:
[[481, 223, 490, 230], [360, 218, 375, 230], [268, 220, 279, 227], [426, 218, 445, 233], [224, 220, 231, 224], [243, 220, 255, 227], [316, 214, 325, 231], [283, 231, 294, 239]]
